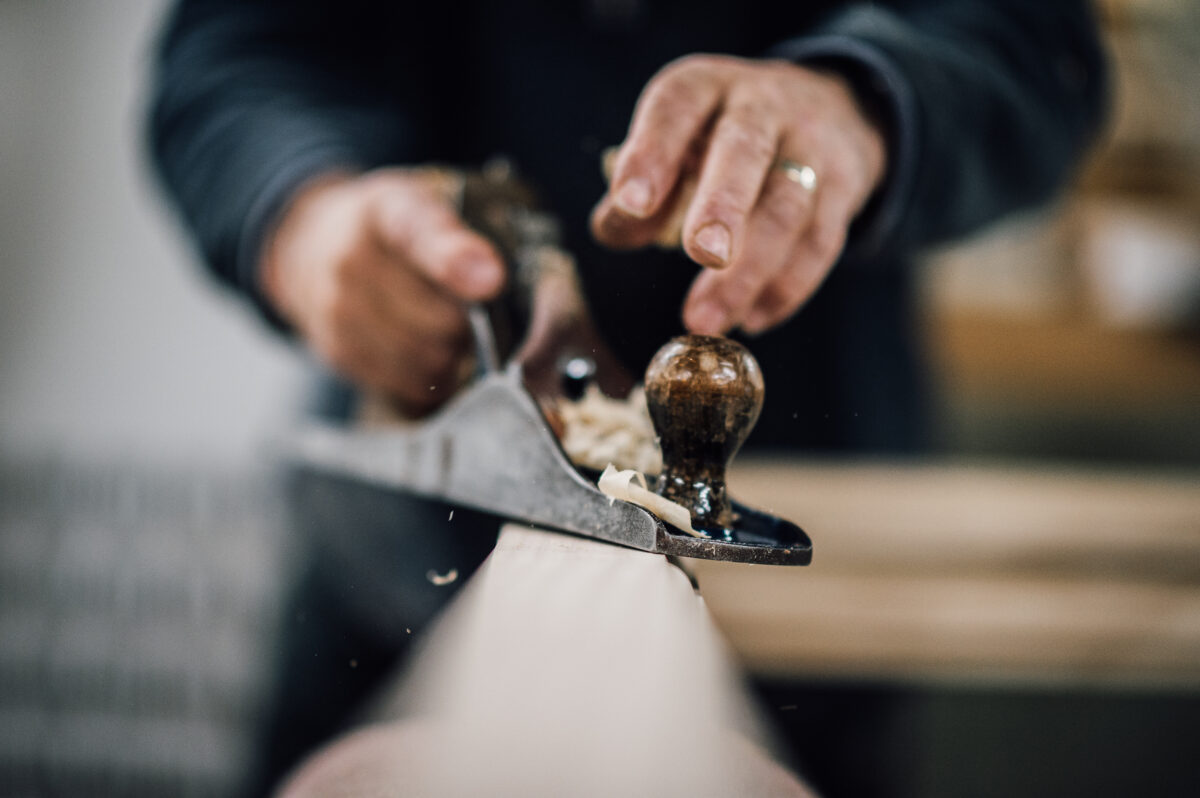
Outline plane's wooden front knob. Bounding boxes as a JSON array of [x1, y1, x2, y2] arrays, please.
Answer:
[[644, 334, 764, 529]]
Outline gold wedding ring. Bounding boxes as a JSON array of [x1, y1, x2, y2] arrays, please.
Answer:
[[778, 159, 817, 191]]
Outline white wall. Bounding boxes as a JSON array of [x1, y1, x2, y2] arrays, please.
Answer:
[[0, 0, 308, 465]]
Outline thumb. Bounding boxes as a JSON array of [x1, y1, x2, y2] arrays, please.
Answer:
[[370, 182, 506, 301]]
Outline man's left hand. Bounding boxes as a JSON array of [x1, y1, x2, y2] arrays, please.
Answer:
[[592, 55, 886, 336]]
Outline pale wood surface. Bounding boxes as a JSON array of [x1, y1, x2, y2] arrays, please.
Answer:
[[281, 526, 813, 798], [693, 459, 1200, 689]]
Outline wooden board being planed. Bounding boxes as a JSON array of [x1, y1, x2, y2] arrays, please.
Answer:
[[278, 525, 814, 798], [692, 458, 1200, 689]]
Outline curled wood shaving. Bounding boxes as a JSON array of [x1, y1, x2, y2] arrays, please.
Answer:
[[597, 464, 704, 538]]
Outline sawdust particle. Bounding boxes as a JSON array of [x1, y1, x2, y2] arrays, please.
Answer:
[[426, 568, 459, 586]]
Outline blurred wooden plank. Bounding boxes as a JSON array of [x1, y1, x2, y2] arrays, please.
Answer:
[[698, 568, 1200, 688], [724, 460, 1200, 576], [924, 311, 1200, 409], [694, 459, 1200, 689], [282, 525, 812, 797]]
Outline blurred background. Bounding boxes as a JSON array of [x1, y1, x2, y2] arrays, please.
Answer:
[[919, 0, 1200, 465], [1, 0, 1197, 796]]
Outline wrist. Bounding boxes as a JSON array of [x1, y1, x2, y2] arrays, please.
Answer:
[[259, 171, 357, 322], [766, 35, 919, 258], [798, 61, 889, 193]]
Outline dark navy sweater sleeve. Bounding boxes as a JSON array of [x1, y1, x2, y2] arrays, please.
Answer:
[[772, 0, 1108, 259], [147, 0, 1109, 321], [146, 0, 426, 326]]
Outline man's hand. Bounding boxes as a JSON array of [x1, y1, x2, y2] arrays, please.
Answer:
[[262, 169, 505, 415], [592, 55, 886, 336]]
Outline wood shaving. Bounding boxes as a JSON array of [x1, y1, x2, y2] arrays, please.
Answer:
[[597, 464, 703, 538], [557, 385, 662, 475], [426, 568, 459, 586]]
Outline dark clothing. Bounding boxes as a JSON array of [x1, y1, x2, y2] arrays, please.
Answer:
[[253, 487, 503, 794], [148, 0, 1108, 454], [146, 1, 1108, 794]]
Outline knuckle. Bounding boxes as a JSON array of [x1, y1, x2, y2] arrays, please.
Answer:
[[647, 59, 720, 117], [727, 87, 786, 125], [759, 79, 791, 109], [714, 116, 776, 161], [816, 153, 853, 190], [363, 175, 403, 203], [647, 78, 704, 121], [759, 186, 812, 234], [696, 186, 754, 226], [677, 53, 737, 74], [787, 112, 820, 143], [660, 53, 713, 81], [762, 195, 807, 235], [367, 169, 441, 208], [363, 167, 410, 188]]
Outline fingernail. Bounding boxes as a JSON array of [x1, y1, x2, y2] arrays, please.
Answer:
[[694, 223, 731, 265], [686, 299, 729, 336], [615, 178, 653, 217]]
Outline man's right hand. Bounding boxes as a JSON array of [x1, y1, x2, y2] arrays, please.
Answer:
[[261, 169, 506, 416]]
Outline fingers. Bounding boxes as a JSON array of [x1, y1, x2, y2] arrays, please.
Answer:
[[326, 176, 487, 412], [680, 85, 784, 269], [590, 173, 695, 250], [685, 170, 855, 336], [592, 59, 888, 335], [351, 242, 475, 411], [592, 57, 724, 245], [369, 182, 505, 302], [682, 153, 819, 334], [358, 299, 471, 414], [366, 248, 474, 341], [741, 187, 853, 334], [266, 170, 499, 414], [314, 253, 473, 414]]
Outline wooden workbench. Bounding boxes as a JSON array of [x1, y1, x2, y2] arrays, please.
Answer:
[[693, 459, 1200, 689]]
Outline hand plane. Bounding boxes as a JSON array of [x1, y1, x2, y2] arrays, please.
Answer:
[[290, 163, 811, 566]]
